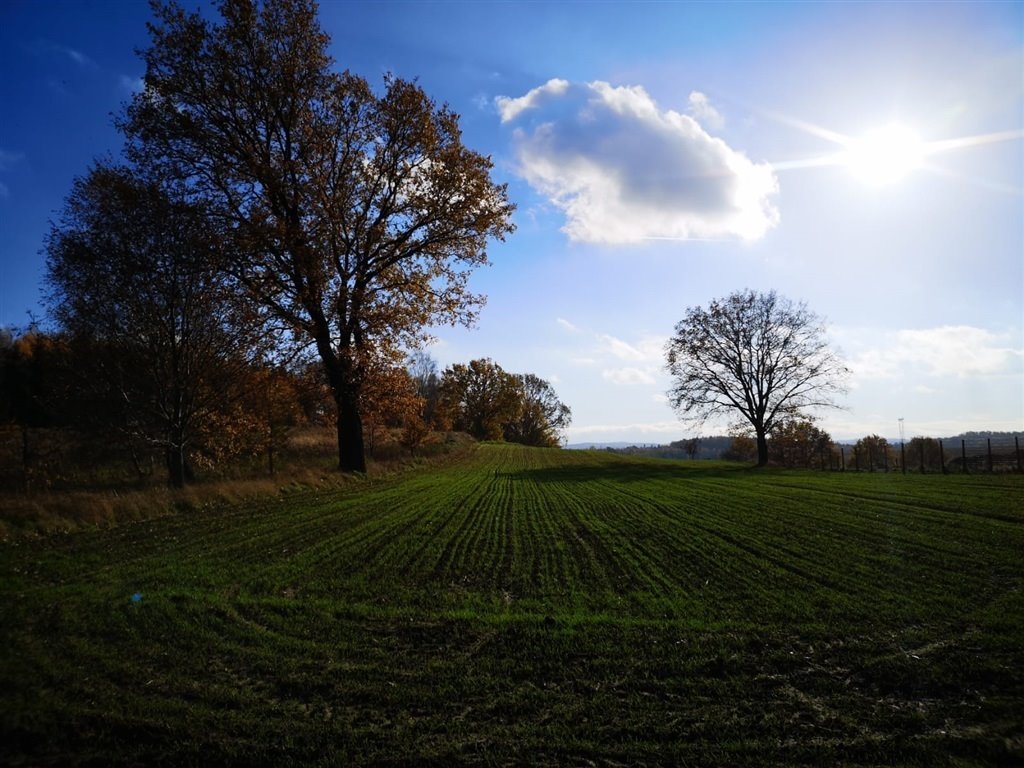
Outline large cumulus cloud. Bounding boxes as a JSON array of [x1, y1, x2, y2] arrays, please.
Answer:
[[497, 79, 779, 243]]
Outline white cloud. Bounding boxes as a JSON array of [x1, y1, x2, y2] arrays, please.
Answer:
[[497, 79, 779, 243], [687, 91, 724, 129], [495, 78, 570, 121], [602, 367, 656, 385], [597, 333, 665, 363], [849, 326, 1021, 380], [556, 317, 580, 333], [568, 420, 682, 439]]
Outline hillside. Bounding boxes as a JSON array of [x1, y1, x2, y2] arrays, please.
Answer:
[[2, 444, 1022, 766]]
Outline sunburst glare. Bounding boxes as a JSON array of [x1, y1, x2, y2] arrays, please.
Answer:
[[841, 123, 925, 185], [767, 113, 1022, 189]]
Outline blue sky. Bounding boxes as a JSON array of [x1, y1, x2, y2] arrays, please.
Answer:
[[1, 0, 1021, 443]]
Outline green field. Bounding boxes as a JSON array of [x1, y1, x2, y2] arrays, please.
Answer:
[[2, 444, 1022, 766]]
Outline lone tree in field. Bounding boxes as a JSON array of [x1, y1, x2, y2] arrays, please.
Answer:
[[122, 0, 515, 472], [665, 289, 848, 467]]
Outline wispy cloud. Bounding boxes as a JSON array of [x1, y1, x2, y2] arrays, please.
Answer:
[[497, 79, 778, 243], [0, 150, 24, 170], [118, 75, 145, 94], [602, 367, 656, 386], [597, 333, 665, 363], [687, 91, 724, 129], [568, 420, 682, 439], [66, 47, 92, 66], [35, 40, 97, 68], [0, 149, 25, 200], [556, 317, 580, 333]]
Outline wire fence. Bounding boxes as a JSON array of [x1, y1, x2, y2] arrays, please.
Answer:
[[825, 436, 1023, 474]]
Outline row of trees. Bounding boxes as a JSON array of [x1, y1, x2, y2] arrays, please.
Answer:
[[436, 358, 571, 447], [39, 0, 516, 480], [719, 418, 833, 467], [718, 428, 1021, 472], [1, 326, 571, 488]]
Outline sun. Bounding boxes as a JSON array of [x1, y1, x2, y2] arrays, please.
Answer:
[[841, 123, 925, 185]]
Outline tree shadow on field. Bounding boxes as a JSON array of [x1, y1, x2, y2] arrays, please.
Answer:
[[507, 458, 753, 486]]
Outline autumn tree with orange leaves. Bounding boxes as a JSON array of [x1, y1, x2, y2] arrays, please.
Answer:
[[122, 0, 515, 472]]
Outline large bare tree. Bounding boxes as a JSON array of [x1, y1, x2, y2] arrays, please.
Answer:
[[121, 0, 515, 472], [665, 289, 848, 467]]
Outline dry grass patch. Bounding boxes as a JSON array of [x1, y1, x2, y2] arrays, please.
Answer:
[[0, 426, 476, 539]]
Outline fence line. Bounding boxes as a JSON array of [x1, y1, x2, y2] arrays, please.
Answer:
[[826, 436, 1022, 474]]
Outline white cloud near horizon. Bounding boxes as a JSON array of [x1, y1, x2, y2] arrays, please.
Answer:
[[848, 326, 1021, 380], [567, 420, 682, 441], [602, 367, 656, 386], [496, 79, 779, 243]]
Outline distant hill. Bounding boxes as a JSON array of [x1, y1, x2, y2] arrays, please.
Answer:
[[566, 442, 665, 450], [568, 436, 733, 461]]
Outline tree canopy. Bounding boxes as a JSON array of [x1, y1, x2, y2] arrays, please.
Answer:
[[45, 163, 264, 487], [438, 359, 571, 447], [665, 289, 848, 467], [121, 0, 515, 472]]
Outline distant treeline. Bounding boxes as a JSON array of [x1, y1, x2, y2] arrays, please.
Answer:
[[601, 430, 1024, 470], [600, 437, 734, 461]]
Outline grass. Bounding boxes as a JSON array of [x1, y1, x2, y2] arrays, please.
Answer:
[[1, 444, 1022, 766]]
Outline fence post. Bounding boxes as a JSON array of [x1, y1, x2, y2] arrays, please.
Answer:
[[987, 438, 993, 473], [841, 445, 846, 471], [962, 439, 968, 474], [919, 439, 926, 474], [1017, 436, 1021, 473], [901, 441, 906, 474], [939, 439, 946, 474]]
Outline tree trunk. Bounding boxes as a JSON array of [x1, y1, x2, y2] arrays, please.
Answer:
[[755, 431, 769, 468], [313, 330, 367, 474], [336, 387, 367, 473], [21, 424, 31, 493], [166, 424, 190, 488], [167, 444, 187, 488]]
